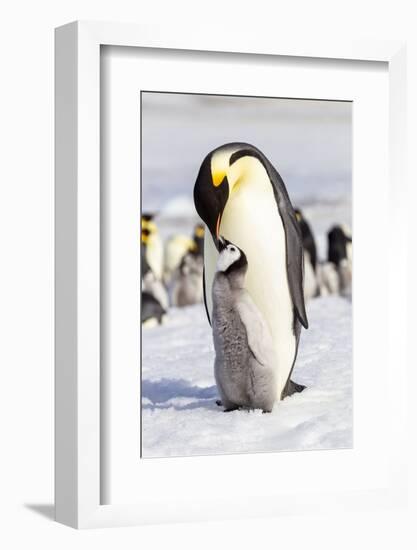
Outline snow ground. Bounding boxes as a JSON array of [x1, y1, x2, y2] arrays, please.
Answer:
[[141, 295, 352, 458]]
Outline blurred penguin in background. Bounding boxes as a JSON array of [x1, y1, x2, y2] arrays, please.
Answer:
[[328, 224, 352, 266], [163, 234, 195, 285], [141, 220, 169, 313], [294, 209, 317, 271], [141, 213, 164, 280], [294, 208, 319, 301], [141, 291, 166, 327], [170, 223, 205, 307], [328, 224, 352, 296], [319, 224, 352, 297], [171, 251, 204, 307], [192, 223, 205, 258], [303, 250, 318, 301], [318, 261, 340, 295], [163, 223, 205, 285]]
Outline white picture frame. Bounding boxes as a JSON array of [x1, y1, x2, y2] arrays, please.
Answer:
[[55, 21, 407, 529]]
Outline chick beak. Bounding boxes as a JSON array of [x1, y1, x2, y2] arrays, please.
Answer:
[[217, 235, 227, 251]]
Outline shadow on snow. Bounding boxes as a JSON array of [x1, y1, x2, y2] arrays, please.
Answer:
[[142, 378, 218, 411]]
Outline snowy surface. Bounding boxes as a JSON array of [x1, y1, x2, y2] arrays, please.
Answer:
[[141, 295, 352, 458]]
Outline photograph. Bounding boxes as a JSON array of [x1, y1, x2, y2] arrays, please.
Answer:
[[140, 91, 352, 458]]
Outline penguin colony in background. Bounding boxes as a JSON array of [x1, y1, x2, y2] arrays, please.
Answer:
[[141, 215, 167, 326], [296, 210, 352, 300], [141, 213, 205, 326], [294, 209, 352, 300]]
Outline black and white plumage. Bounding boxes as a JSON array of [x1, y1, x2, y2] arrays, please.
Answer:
[[294, 208, 317, 272], [212, 239, 277, 412], [141, 224, 169, 314], [294, 208, 319, 300], [303, 250, 319, 301], [328, 225, 352, 267], [194, 142, 308, 401], [141, 291, 166, 327], [319, 224, 352, 297], [141, 214, 164, 281]]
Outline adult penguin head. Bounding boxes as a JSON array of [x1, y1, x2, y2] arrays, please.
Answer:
[[193, 143, 266, 250]]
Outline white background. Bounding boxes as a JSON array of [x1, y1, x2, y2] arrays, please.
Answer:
[[0, 1, 415, 549]]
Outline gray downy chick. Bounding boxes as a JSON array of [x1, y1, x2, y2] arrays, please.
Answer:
[[211, 237, 277, 413], [171, 252, 204, 307]]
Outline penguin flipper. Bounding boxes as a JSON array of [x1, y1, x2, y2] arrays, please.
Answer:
[[233, 152, 309, 396], [267, 161, 309, 330], [202, 266, 212, 326], [223, 405, 240, 412], [236, 297, 275, 367], [282, 210, 309, 329]]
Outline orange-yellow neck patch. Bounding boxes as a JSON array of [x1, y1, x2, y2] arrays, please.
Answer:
[[211, 150, 232, 187]]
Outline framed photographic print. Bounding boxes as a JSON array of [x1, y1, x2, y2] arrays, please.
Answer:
[[55, 21, 408, 528], [139, 91, 353, 458]]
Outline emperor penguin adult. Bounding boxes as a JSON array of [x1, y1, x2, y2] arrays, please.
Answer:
[[193, 142, 308, 401]]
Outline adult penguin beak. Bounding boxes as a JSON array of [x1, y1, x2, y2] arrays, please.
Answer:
[[215, 213, 222, 240]]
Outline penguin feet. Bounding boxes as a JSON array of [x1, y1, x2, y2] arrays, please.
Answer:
[[215, 397, 239, 412], [223, 405, 240, 412], [215, 396, 240, 411], [282, 379, 306, 399], [217, 399, 273, 412]]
